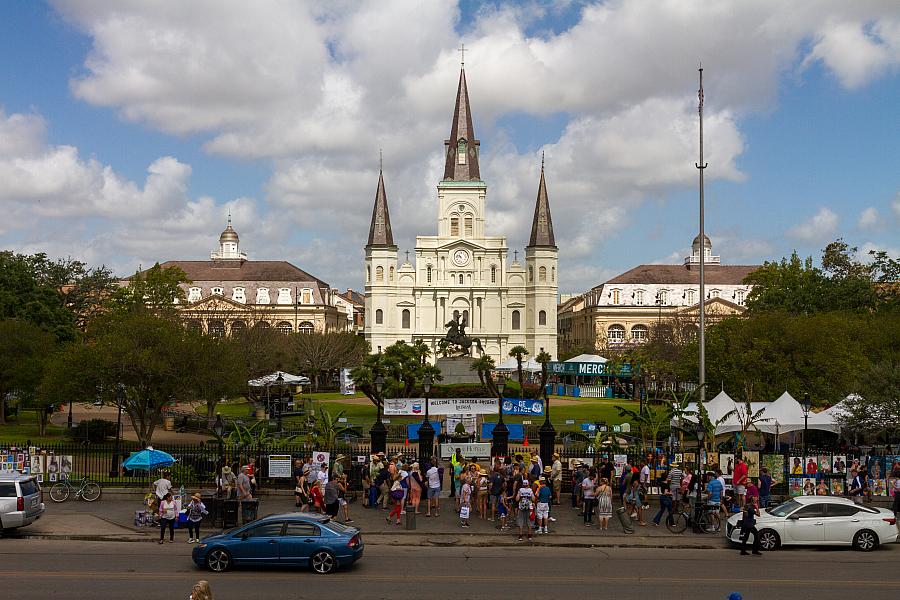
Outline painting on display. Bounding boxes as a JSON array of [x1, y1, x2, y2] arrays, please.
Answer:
[[674, 453, 683, 465], [744, 451, 760, 478], [47, 454, 60, 477], [887, 476, 898, 497], [832, 455, 847, 474], [613, 455, 627, 477], [815, 480, 829, 495], [817, 455, 832, 474], [683, 453, 696, 468], [706, 452, 719, 470], [719, 454, 735, 477], [761, 455, 784, 485], [867, 456, 886, 481], [802, 478, 816, 496], [789, 478, 803, 497], [804, 457, 819, 475], [872, 479, 887, 496], [30, 455, 45, 475], [61, 456, 73, 479], [830, 478, 845, 495]]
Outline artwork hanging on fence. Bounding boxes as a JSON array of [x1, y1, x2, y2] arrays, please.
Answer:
[[706, 452, 719, 470], [761, 455, 784, 485], [47, 454, 59, 476], [802, 478, 816, 496], [872, 479, 887, 496], [719, 454, 735, 477], [830, 479, 845, 495], [30, 455, 45, 475], [888, 476, 898, 497], [867, 456, 885, 481], [674, 453, 683, 465], [815, 480, 829, 495], [683, 453, 696, 468], [818, 455, 831, 474], [744, 451, 760, 478], [789, 456, 804, 476], [789, 478, 803, 497], [832, 455, 847, 474], [613, 455, 627, 477], [804, 457, 819, 475], [61, 456, 73, 478]]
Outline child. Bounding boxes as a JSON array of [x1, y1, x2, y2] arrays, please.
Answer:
[[459, 476, 472, 528], [185, 493, 208, 543], [497, 481, 510, 531]]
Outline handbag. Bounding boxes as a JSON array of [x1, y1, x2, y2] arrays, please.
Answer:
[[390, 489, 404, 501], [459, 505, 470, 519]]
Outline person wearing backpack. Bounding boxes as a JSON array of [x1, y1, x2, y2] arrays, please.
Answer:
[[515, 478, 535, 542]]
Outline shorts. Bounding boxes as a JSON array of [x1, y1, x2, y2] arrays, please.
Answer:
[[498, 503, 508, 517], [735, 485, 746, 496], [427, 487, 441, 499], [553, 480, 561, 493], [516, 508, 532, 528], [490, 493, 501, 508], [535, 502, 550, 520]]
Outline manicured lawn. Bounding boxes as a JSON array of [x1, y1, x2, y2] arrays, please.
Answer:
[[0, 412, 66, 444]]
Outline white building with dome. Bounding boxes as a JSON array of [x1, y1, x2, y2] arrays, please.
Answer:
[[364, 67, 558, 363]]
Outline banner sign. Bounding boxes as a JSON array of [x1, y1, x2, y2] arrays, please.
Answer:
[[502, 398, 544, 416], [548, 361, 633, 377], [339, 368, 356, 395], [268, 455, 292, 478], [440, 443, 492, 460], [311, 450, 330, 483], [383, 397, 498, 416], [444, 415, 477, 436]]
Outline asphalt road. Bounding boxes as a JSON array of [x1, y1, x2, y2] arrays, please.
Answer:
[[1, 538, 897, 600]]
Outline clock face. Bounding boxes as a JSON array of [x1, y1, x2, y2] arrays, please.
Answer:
[[452, 249, 469, 266]]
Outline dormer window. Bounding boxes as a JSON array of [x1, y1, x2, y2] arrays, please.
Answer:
[[277, 288, 292, 304], [302, 288, 313, 304], [256, 288, 270, 304], [188, 287, 201, 302], [211, 287, 224, 296], [232, 287, 246, 303]]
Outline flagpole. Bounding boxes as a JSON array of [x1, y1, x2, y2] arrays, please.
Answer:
[[696, 65, 708, 410]]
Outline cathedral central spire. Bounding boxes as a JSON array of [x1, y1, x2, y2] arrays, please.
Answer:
[[527, 156, 556, 248], [442, 67, 481, 181]]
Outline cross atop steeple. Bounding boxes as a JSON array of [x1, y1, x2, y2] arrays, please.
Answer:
[[458, 43, 466, 67]]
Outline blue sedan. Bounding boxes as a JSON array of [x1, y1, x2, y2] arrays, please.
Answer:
[[192, 513, 363, 574]]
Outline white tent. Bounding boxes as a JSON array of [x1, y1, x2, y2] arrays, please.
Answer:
[[248, 371, 311, 387], [496, 357, 542, 372], [564, 353, 607, 363], [682, 390, 840, 436]]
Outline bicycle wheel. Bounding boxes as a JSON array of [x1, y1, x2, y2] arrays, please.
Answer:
[[80, 482, 102, 502], [666, 512, 688, 534], [49, 483, 70, 502], [701, 511, 721, 534]]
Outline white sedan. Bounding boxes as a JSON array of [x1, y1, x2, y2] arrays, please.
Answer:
[[726, 496, 898, 551]]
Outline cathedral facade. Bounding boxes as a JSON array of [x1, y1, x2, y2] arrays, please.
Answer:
[[364, 68, 558, 363]]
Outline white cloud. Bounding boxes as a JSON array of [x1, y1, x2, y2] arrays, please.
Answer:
[[858, 206, 881, 230], [804, 18, 900, 89], [787, 207, 839, 242]]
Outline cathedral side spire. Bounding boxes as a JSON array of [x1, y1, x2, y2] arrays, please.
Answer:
[[442, 66, 481, 181], [366, 165, 394, 247], [527, 158, 556, 248]]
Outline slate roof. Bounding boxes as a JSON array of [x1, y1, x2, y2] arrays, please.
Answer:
[[528, 165, 556, 247], [442, 68, 481, 181], [604, 264, 758, 285]]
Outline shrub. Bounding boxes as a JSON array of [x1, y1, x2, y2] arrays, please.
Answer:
[[65, 418, 118, 443]]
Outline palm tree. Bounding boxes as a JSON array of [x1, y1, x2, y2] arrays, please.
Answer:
[[412, 339, 431, 366], [508, 345, 529, 390], [615, 403, 672, 456], [309, 408, 355, 447], [470, 355, 496, 394], [733, 382, 771, 450]]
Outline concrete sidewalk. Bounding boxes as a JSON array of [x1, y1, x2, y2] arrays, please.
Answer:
[[10, 492, 729, 549]]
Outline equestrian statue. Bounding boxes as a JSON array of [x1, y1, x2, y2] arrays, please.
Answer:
[[442, 312, 484, 357]]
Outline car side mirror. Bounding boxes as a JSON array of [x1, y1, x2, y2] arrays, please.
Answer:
[[787, 514, 800, 520], [241, 532, 250, 540]]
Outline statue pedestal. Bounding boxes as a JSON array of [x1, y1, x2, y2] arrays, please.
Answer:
[[435, 357, 483, 385]]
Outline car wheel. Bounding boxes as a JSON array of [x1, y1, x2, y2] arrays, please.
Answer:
[[853, 529, 878, 552], [205, 548, 232, 572], [310, 550, 337, 574], [758, 529, 780, 551]]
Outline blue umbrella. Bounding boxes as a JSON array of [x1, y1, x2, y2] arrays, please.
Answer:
[[123, 447, 175, 471]]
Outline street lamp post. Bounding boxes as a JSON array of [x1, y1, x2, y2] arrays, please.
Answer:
[[370, 375, 387, 455], [212, 412, 226, 481], [538, 362, 556, 469], [492, 374, 509, 458], [418, 375, 435, 462], [275, 373, 285, 431], [109, 385, 125, 478], [693, 422, 706, 533], [801, 392, 812, 458]]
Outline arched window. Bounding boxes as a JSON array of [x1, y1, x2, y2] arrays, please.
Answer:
[[635, 290, 645, 305], [464, 214, 473, 237], [277, 288, 292, 304], [538, 310, 547, 326], [375, 266, 384, 282], [607, 324, 625, 342], [186, 319, 201, 333], [276, 321, 293, 334], [188, 287, 202, 302], [490, 265, 496, 283], [463, 309, 469, 324], [389, 266, 394, 281], [366, 266, 370, 283], [208, 321, 225, 338], [735, 290, 745, 305], [539, 266, 547, 282], [230, 321, 247, 335], [254, 321, 270, 329], [529, 267, 534, 282], [231, 287, 246, 303], [611, 289, 620, 305], [631, 324, 649, 342], [211, 287, 224, 296], [401, 309, 410, 329], [686, 289, 696, 304], [458, 274, 464, 285], [551, 266, 555, 282], [375, 309, 383, 325], [457, 139, 467, 164], [298, 321, 314, 334], [450, 216, 460, 236], [512, 310, 521, 330], [427, 265, 432, 283]]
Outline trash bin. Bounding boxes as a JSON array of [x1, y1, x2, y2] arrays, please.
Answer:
[[241, 499, 259, 523], [616, 506, 634, 534], [201, 491, 220, 528], [223, 499, 239, 529], [405, 508, 416, 530]]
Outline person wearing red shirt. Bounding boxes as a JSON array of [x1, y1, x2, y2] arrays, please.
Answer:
[[732, 457, 749, 508], [806, 459, 818, 475]]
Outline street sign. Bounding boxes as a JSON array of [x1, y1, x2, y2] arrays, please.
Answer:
[[440, 443, 492, 460], [337, 417, 348, 423], [268, 455, 292, 478], [565, 419, 575, 425], [547, 361, 634, 377]]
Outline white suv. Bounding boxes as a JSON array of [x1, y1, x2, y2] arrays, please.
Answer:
[[0, 473, 45, 533]]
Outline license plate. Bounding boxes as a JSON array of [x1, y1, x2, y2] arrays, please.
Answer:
[[32, 499, 38, 508]]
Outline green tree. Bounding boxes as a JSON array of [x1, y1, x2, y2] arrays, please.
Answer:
[[307, 408, 354, 447], [470, 355, 497, 395], [234, 324, 292, 380], [838, 360, 900, 441], [614, 402, 671, 454], [0, 320, 56, 426], [508, 345, 529, 389], [186, 333, 247, 421], [109, 263, 189, 313]]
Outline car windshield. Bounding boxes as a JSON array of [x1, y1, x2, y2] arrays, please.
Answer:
[[768, 499, 801, 517], [20, 479, 39, 496]]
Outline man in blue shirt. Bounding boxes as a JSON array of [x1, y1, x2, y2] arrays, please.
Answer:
[[758, 468, 773, 509], [706, 472, 724, 506]]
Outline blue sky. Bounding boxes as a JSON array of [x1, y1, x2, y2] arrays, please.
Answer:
[[0, 1, 897, 293]]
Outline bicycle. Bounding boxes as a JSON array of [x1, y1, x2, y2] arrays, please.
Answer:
[[49, 475, 102, 502], [666, 498, 720, 534]]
